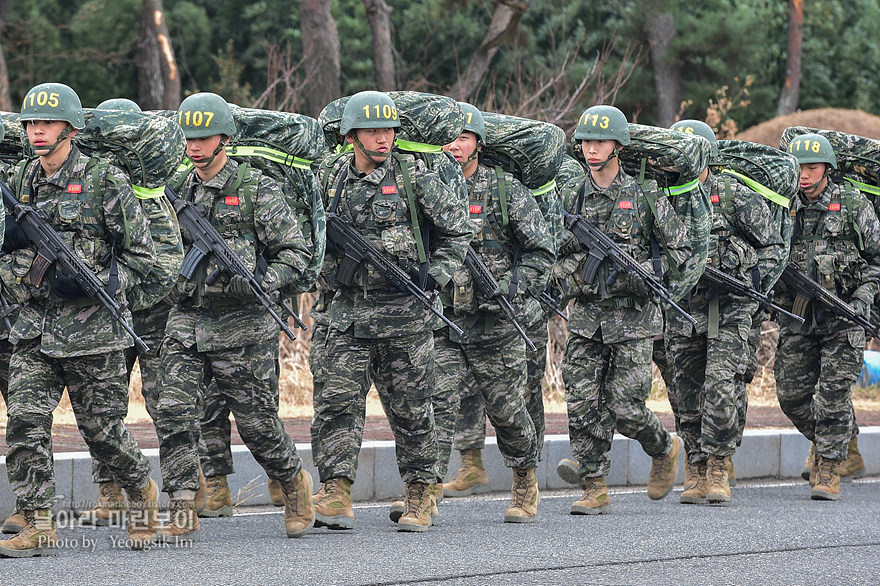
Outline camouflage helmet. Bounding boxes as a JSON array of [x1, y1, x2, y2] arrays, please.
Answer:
[[457, 102, 485, 143], [786, 132, 837, 169], [20, 82, 85, 129], [573, 105, 630, 146], [96, 98, 141, 112], [340, 91, 400, 136], [177, 92, 236, 139], [671, 119, 717, 158]]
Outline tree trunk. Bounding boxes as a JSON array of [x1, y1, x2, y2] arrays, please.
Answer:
[[300, 0, 341, 118], [777, 0, 804, 116], [138, 0, 181, 110], [0, 0, 12, 111], [449, 0, 528, 102], [645, 5, 681, 128], [363, 0, 396, 91]]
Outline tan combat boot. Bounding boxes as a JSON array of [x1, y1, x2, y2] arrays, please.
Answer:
[[1, 510, 26, 534], [556, 458, 581, 485], [839, 436, 866, 481], [0, 509, 57, 558], [647, 434, 681, 500], [390, 482, 441, 524], [194, 466, 207, 513], [443, 449, 490, 497], [680, 460, 709, 504], [811, 456, 841, 501], [504, 468, 539, 523], [397, 481, 432, 532], [728, 458, 737, 488], [268, 478, 285, 506], [198, 475, 233, 518], [801, 442, 817, 482], [313, 477, 354, 530], [125, 478, 159, 550], [570, 477, 610, 515], [311, 482, 327, 504], [158, 494, 200, 544], [706, 455, 731, 504], [79, 481, 126, 526], [682, 458, 700, 492], [280, 469, 315, 538]]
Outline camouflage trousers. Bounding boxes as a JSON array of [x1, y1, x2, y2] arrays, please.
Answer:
[[0, 337, 12, 404], [433, 322, 538, 476], [155, 337, 302, 493], [451, 316, 548, 460], [774, 316, 862, 461], [5, 338, 152, 510], [666, 308, 754, 461], [310, 325, 439, 485], [197, 379, 236, 478], [563, 331, 672, 479]]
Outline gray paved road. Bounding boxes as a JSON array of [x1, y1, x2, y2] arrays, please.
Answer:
[[2, 478, 878, 585]]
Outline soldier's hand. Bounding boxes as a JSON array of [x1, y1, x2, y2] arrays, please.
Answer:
[[2, 216, 29, 253], [492, 276, 513, 301], [225, 274, 255, 300], [51, 272, 86, 299], [259, 266, 281, 295], [851, 297, 871, 319]]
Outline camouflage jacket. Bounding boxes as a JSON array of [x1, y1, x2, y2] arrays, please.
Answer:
[[555, 169, 692, 343], [776, 178, 880, 331], [444, 163, 555, 344], [321, 152, 472, 338], [165, 158, 311, 352], [4, 146, 156, 357], [666, 171, 785, 337]]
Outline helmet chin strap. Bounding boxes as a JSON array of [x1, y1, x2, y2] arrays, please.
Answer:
[[352, 134, 392, 166], [801, 170, 828, 198], [191, 136, 228, 168], [457, 143, 481, 168], [587, 147, 619, 172], [31, 125, 72, 156]]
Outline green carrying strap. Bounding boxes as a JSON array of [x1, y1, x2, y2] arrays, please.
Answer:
[[844, 181, 865, 251], [720, 169, 790, 208], [494, 166, 510, 230], [394, 139, 444, 153], [320, 152, 350, 196], [664, 178, 701, 198], [133, 185, 166, 199], [225, 144, 313, 170], [531, 179, 556, 197], [391, 152, 427, 264], [637, 158, 680, 280], [844, 176, 880, 197]]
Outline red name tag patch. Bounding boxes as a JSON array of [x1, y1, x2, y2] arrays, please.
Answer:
[[225, 196, 240, 206], [710, 194, 720, 203], [469, 204, 482, 214], [67, 184, 82, 194], [828, 202, 841, 211], [381, 185, 397, 195], [618, 200, 633, 209]]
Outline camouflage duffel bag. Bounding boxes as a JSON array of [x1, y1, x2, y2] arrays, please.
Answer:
[[481, 112, 566, 190], [779, 126, 880, 195], [715, 139, 799, 202], [319, 91, 465, 149], [0, 113, 31, 164], [614, 123, 711, 190]]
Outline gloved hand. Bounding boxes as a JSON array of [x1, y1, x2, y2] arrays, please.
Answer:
[[259, 266, 281, 295], [492, 276, 512, 301], [558, 232, 581, 256], [52, 272, 86, 299], [225, 274, 255, 301], [3, 216, 29, 253], [851, 285, 874, 319]]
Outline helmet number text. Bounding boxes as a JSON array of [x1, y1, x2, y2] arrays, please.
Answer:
[[178, 110, 215, 128], [791, 140, 822, 154], [24, 91, 60, 109], [361, 104, 398, 121], [579, 113, 610, 129]]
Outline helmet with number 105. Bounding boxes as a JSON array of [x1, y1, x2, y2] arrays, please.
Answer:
[[340, 91, 400, 136], [573, 105, 630, 146], [20, 82, 85, 129], [177, 92, 236, 139], [787, 133, 837, 169], [457, 102, 485, 144]]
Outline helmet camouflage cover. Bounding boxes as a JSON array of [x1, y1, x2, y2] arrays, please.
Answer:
[[177, 92, 236, 139], [786, 132, 837, 169], [20, 82, 85, 129], [573, 105, 630, 146], [340, 91, 400, 135]]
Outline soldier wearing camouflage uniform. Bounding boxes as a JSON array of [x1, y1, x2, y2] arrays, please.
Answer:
[[77, 98, 189, 527], [774, 133, 880, 501], [554, 106, 690, 515], [310, 91, 471, 532], [0, 83, 159, 556], [665, 120, 786, 504], [425, 103, 555, 523], [153, 92, 315, 542]]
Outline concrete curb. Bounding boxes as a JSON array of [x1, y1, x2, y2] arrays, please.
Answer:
[[1, 427, 878, 517]]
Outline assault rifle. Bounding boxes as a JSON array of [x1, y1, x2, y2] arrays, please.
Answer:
[[563, 212, 697, 327], [536, 290, 568, 321], [165, 187, 304, 342], [780, 262, 880, 336], [465, 247, 536, 352], [325, 211, 464, 336], [1, 182, 149, 353], [702, 266, 805, 325]]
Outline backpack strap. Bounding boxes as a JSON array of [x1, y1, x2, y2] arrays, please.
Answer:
[[392, 152, 427, 266], [844, 181, 865, 251], [494, 166, 510, 230]]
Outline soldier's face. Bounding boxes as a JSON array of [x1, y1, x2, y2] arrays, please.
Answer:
[[350, 128, 394, 160], [25, 120, 72, 155], [444, 131, 479, 163], [581, 140, 616, 166], [799, 162, 827, 199], [186, 135, 226, 170]]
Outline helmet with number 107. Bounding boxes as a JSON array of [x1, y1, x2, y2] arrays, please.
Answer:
[[177, 92, 236, 139]]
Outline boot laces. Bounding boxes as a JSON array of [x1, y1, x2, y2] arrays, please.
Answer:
[[816, 458, 836, 486], [511, 470, 531, 508], [405, 483, 429, 516], [708, 458, 726, 486]]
